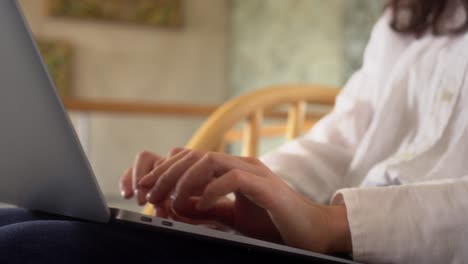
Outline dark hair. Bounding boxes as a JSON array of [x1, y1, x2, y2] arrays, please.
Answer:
[[388, 0, 468, 36]]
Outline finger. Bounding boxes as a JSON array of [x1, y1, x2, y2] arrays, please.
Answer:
[[146, 151, 204, 204], [170, 196, 235, 227], [155, 206, 167, 218], [154, 199, 171, 218], [145, 158, 168, 202], [153, 157, 166, 168], [195, 169, 273, 212], [239, 156, 262, 165], [168, 147, 186, 157], [133, 151, 160, 205], [120, 168, 134, 199], [173, 153, 262, 204], [132, 151, 158, 191], [138, 149, 192, 188]]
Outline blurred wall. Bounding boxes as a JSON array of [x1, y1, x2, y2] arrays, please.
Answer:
[[18, 0, 229, 208], [230, 0, 344, 95], [230, 0, 384, 95], [343, 0, 385, 80]]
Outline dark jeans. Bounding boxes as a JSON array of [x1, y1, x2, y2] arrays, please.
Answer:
[[0, 208, 347, 264]]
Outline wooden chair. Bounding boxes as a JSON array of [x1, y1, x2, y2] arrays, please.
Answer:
[[143, 84, 340, 215]]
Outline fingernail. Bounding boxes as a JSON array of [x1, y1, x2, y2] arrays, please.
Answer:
[[121, 190, 127, 198]]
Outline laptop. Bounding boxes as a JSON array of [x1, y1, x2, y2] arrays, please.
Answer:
[[0, 1, 359, 263]]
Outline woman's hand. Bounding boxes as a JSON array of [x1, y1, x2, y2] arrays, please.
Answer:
[[120, 148, 184, 205], [135, 148, 352, 253]]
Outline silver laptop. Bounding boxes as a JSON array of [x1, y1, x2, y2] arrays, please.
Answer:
[[0, 1, 358, 263]]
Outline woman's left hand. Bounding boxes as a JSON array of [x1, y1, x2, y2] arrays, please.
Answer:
[[138, 148, 351, 254]]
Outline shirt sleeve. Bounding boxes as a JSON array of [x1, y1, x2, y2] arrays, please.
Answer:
[[331, 177, 468, 263], [260, 13, 395, 204]]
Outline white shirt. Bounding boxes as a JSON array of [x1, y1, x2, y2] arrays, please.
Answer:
[[260, 10, 468, 264]]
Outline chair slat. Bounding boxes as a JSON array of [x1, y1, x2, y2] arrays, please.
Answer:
[[286, 101, 307, 140], [217, 139, 227, 153], [242, 110, 263, 157]]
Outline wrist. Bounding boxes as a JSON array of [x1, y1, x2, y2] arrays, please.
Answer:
[[325, 204, 352, 254]]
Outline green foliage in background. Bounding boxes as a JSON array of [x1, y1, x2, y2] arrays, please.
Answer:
[[37, 39, 73, 97], [48, 0, 182, 27]]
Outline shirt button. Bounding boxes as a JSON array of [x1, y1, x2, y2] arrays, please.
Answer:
[[440, 90, 454, 102], [401, 152, 415, 160]]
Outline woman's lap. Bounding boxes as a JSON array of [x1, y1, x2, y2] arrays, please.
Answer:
[[0, 208, 50, 227], [0, 208, 177, 263], [0, 208, 294, 264]]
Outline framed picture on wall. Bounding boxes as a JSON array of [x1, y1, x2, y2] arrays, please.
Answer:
[[47, 0, 183, 28], [37, 38, 73, 97]]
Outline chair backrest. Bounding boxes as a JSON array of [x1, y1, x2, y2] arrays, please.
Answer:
[[186, 84, 340, 157]]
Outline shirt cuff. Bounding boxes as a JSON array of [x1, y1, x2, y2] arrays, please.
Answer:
[[329, 185, 462, 264], [330, 187, 402, 263]]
